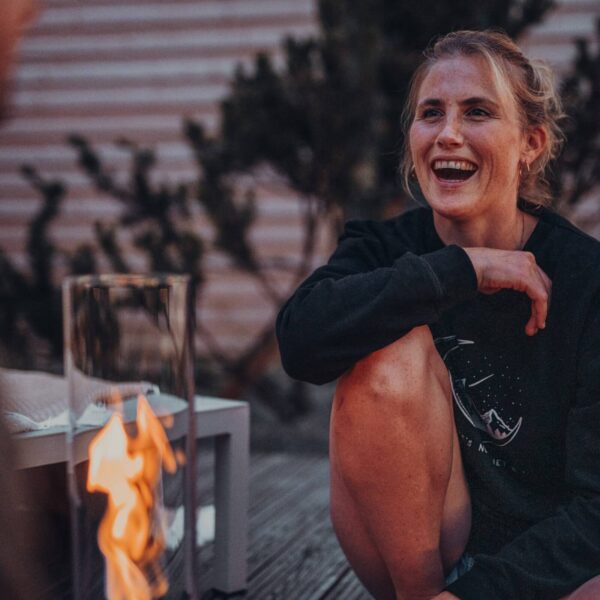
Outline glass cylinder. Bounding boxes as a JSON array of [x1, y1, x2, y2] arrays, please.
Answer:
[[63, 274, 197, 600]]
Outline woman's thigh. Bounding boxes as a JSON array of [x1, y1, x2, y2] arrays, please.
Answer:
[[439, 406, 471, 573], [561, 574, 600, 600], [330, 459, 397, 600], [329, 327, 471, 586]]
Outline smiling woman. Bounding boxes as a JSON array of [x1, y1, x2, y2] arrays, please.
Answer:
[[410, 55, 535, 234], [401, 30, 564, 210], [277, 30, 600, 600]]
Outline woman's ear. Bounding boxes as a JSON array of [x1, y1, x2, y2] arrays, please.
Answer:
[[521, 124, 547, 166]]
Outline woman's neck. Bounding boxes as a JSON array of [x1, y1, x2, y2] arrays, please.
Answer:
[[433, 208, 537, 251]]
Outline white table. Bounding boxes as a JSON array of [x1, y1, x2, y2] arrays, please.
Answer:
[[12, 395, 249, 595]]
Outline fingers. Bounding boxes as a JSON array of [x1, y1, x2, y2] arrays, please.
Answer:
[[524, 263, 552, 336], [525, 308, 541, 336], [525, 297, 544, 336], [538, 266, 552, 300]]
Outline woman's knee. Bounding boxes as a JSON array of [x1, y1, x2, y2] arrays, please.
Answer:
[[562, 575, 600, 600], [330, 325, 452, 480], [336, 325, 445, 410]]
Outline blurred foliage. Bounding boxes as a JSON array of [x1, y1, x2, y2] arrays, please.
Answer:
[[218, 0, 556, 230], [68, 134, 204, 279], [2, 0, 598, 421], [552, 20, 600, 208], [0, 168, 65, 367]]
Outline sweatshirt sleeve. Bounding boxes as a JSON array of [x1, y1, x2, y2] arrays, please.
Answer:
[[446, 298, 600, 600], [276, 218, 478, 384]]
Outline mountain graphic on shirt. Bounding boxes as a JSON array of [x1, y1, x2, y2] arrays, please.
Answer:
[[482, 408, 522, 441], [435, 335, 523, 447], [451, 377, 523, 446]]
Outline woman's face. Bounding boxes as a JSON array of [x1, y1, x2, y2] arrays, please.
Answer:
[[409, 55, 529, 223]]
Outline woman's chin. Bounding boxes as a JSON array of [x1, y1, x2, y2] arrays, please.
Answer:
[[424, 193, 481, 222]]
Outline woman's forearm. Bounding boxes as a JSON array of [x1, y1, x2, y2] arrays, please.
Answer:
[[277, 246, 476, 383]]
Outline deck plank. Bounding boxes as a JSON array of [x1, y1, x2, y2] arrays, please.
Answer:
[[31, 450, 366, 599], [198, 451, 369, 599]]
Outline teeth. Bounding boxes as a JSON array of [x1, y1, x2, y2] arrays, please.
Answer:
[[433, 160, 477, 171]]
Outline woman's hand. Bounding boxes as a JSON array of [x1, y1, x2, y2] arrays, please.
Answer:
[[464, 248, 552, 336], [431, 592, 460, 600]]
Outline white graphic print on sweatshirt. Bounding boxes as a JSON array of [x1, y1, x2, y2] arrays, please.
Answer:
[[435, 335, 523, 447]]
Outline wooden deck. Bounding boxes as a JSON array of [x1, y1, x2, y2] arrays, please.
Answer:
[[19, 448, 366, 599], [197, 450, 368, 600]]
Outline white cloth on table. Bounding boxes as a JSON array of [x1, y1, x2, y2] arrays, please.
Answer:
[[0, 367, 156, 434]]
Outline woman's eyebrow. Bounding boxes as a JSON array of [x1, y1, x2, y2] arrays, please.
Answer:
[[416, 98, 443, 108], [416, 96, 501, 109], [461, 96, 500, 109]]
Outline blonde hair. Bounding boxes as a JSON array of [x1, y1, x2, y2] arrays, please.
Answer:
[[400, 30, 565, 206]]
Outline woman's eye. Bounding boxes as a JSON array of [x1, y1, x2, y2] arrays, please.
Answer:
[[421, 108, 442, 119], [467, 107, 491, 118]]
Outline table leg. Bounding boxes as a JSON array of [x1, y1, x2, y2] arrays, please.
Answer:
[[212, 407, 249, 593]]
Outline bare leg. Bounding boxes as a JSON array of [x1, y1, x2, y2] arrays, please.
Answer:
[[330, 326, 471, 600], [561, 575, 600, 600]]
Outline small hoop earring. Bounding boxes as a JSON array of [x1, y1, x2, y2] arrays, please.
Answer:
[[410, 166, 416, 179], [519, 160, 530, 180]]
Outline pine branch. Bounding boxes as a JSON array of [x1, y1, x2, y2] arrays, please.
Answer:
[[553, 22, 600, 207]]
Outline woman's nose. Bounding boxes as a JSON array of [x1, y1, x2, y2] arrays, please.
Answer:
[[436, 117, 464, 148]]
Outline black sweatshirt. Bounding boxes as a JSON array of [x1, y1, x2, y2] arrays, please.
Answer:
[[276, 206, 600, 599]]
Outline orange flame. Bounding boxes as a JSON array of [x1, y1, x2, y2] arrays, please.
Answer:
[[87, 395, 177, 600]]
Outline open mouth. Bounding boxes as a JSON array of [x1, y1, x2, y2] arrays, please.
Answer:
[[432, 159, 478, 182]]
